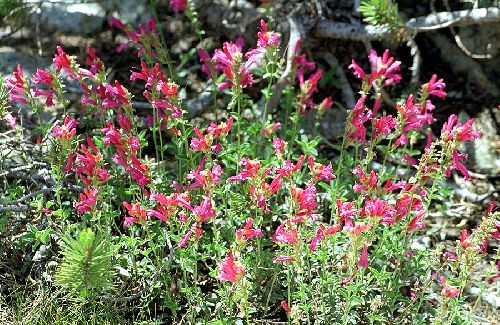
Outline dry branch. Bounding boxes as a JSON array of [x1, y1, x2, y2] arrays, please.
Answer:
[[314, 7, 500, 40]]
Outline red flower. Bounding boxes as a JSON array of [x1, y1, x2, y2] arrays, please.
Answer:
[[422, 74, 447, 99], [212, 38, 256, 90], [53, 46, 77, 79], [445, 150, 471, 179], [193, 196, 216, 223], [273, 221, 298, 244], [53, 116, 79, 140], [216, 250, 245, 283], [368, 49, 401, 86], [441, 114, 481, 143], [273, 255, 295, 263], [372, 115, 396, 138], [440, 276, 460, 298], [407, 211, 426, 232], [358, 245, 369, 269], [362, 198, 396, 225], [6, 64, 32, 104], [277, 155, 304, 178], [123, 202, 147, 226], [272, 138, 287, 156], [308, 155, 335, 183], [297, 69, 323, 112], [291, 182, 317, 216], [228, 158, 261, 182], [74, 188, 98, 214], [309, 224, 341, 252], [187, 158, 222, 190], [347, 96, 372, 144], [75, 137, 110, 186], [280, 300, 292, 313], [257, 20, 280, 48], [169, 0, 186, 12], [236, 218, 263, 242]]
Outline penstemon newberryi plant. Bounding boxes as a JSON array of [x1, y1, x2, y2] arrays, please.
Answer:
[[1, 6, 499, 325]]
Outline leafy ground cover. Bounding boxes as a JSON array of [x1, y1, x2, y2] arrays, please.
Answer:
[[0, 1, 499, 324]]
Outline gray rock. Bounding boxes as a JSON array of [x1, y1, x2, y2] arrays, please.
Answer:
[[28, 1, 106, 35], [33, 244, 50, 262], [469, 286, 500, 309], [470, 110, 500, 175], [102, 0, 150, 25], [0, 47, 51, 77]]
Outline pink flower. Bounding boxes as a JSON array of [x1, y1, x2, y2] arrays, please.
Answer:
[[281, 300, 292, 313], [212, 39, 256, 90], [407, 211, 426, 232], [123, 202, 148, 226], [422, 74, 447, 99], [236, 218, 263, 242], [368, 49, 401, 86], [372, 115, 396, 138], [273, 221, 298, 244], [358, 245, 369, 268], [440, 276, 460, 298], [347, 96, 372, 144], [187, 158, 222, 190], [292, 38, 316, 82], [74, 188, 98, 214], [460, 229, 473, 248], [228, 158, 261, 182], [297, 69, 323, 112], [352, 165, 378, 193], [75, 137, 110, 186], [291, 182, 317, 216], [308, 156, 335, 183], [193, 196, 216, 223], [362, 198, 396, 225], [309, 224, 341, 252], [348, 59, 366, 79], [445, 150, 471, 179], [441, 114, 481, 143], [257, 20, 280, 48], [340, 274, 354, 286], [169, 0, 186, 12], [178, 230, 193, 248], [197, 48, 215, 79], [272, 137, 287, 156], [262, 122, 281, 137], [6, 64, 31, 104], [3, 112, 17, 129], [316, 96, 333, 115], [53, 116, 79, 140], [336, 199, 359, 230], [32, 69, 54, 86], [53, 46, 77, 79], [216, 250, 245, 283], [273, 255, 295, 263], [276, 155, 304, 178]]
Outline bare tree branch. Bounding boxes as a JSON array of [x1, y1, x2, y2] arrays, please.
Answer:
[[314, 7, 500, 40], [267, 15, 302, 112], [406, 7, 500, 31]]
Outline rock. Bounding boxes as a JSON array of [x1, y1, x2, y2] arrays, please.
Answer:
[[0, 47, 51, 77], [471, 109, 500, 175], [102, 0, 150, 25], [28, 1, 106, 35], [469, 286, 500, 309], [32, 244, 50, 262], [410, 236, 431, 251]]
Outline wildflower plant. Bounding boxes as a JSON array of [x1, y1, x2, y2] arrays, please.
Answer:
[[2, 8, 499, 325]]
